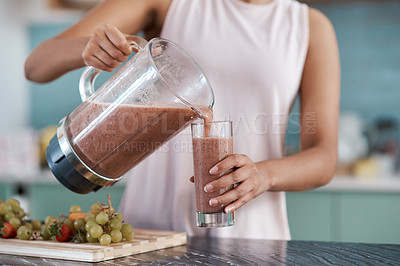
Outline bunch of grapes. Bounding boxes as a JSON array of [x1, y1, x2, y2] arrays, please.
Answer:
[[1, 195, 135, 246], [0, 198, 41, 240], [44, 195, 135, 246]]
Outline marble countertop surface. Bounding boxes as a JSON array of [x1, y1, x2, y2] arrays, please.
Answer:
[[0, 236, 399, 265]]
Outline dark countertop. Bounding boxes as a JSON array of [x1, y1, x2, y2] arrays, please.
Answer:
[[1, 237, 399, 265]]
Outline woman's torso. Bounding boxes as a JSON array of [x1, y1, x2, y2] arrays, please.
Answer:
[[119, 0, 309, 240]]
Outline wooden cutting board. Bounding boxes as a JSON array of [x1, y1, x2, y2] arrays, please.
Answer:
[[0, 229, 186, 262]]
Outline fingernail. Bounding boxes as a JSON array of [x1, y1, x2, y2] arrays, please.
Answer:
[[209, 166, 218, 174], [225, 207, 233, 213], [204, 184, 213, 192], [209, 199, 218, 206]]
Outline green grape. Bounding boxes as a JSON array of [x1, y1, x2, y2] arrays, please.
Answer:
[[99, 234, 112, 246], [15, 207, 25, 219], [121, 224, 133, 238], [110, 230, 122, 243], [5, 198, 20, 210], [86, 232, 98, 243], [5, 203, 13, 212], [85, 220, 97, 232], [95, 212, 109, 225], [110, 219, 122, 231], [17, 225, 32, 240], [9, 217, 21, 229], [85, 213, 96, 222], [45, 223, 55, 234], [4, 212, 15, 222], [0, 203, 8, 215], [45, 215, 57, 225], [74, 218, 86, 231], [25, 222, 33, 230], [41, 224, 52, 240], [31, 219, 42, 231], [69, 205, 82, 213], [90, 203, 101, 214], [89, 224, 103, 238], [113, 212, 124, 222], [63, 218, 74, 228], [64, 218, 77, 234], [124, 231, 135, 241]]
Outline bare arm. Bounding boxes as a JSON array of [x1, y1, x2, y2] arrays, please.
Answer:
[[24, 37, 89, 83], [25, 0, 170, 83], [203, 8, 341, 213], [261, 7, 340, 191]]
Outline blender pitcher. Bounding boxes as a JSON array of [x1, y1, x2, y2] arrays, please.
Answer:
[[46, 37, 214, 194]]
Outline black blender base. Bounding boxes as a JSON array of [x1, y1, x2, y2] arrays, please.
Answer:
[[46, 134, 102, 194]]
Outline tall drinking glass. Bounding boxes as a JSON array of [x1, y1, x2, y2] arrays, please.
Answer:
[[191, 121, 235, 227]]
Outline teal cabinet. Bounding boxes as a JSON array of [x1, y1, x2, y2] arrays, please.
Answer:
[[286, 192, 334, 241], [339, 193, 400, 244], [0, 182, 14, 201], [286, 190, 400, 244]]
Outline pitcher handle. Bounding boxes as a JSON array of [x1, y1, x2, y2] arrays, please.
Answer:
[[79, 35, 148, 102]]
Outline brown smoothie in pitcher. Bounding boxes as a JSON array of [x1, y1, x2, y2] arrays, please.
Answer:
[[192, 136, 233, 213], [66, 100, 197, 179]]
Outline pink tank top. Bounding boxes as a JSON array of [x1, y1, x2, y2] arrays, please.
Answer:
[[120, 0, 309, 240]]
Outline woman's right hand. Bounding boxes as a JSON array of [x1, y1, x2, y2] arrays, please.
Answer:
[[82, 24, 133, 72]]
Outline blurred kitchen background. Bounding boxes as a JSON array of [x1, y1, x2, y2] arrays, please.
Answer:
[[0, 0, 399, 244]]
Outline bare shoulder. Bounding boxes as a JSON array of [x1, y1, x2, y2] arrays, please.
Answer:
[[307, 7, 336, 43]]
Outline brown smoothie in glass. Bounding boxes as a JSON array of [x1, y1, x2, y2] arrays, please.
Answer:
[[192, 136, 233, 213], [66, 100, 196, 179]]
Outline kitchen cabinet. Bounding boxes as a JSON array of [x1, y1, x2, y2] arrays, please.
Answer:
[[339, 192, 400, 243], [286, 177, 400, 244], [0, 182, 14, 201], [286, 191, 333, 242]]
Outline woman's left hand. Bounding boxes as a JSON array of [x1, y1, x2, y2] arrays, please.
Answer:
[[204, 154, 272, 214]]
